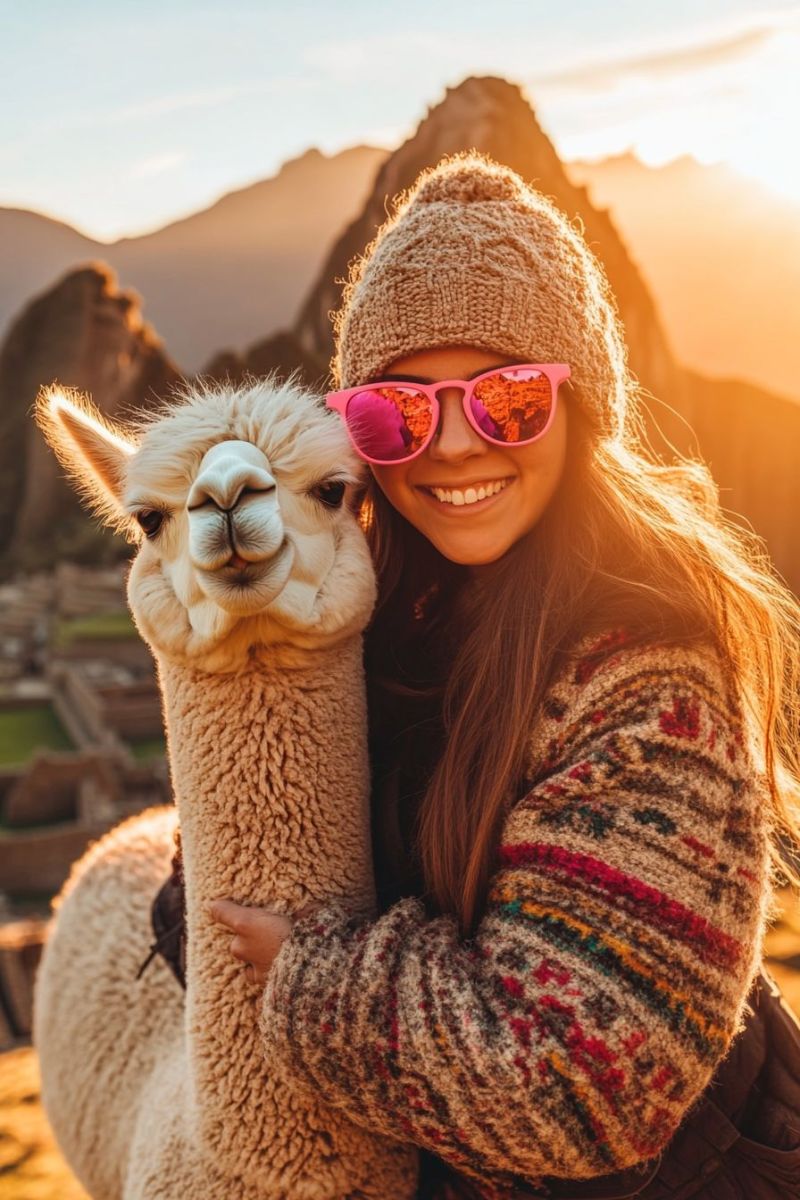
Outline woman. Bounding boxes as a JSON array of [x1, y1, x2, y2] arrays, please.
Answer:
[[208, 153, 800, 1198]]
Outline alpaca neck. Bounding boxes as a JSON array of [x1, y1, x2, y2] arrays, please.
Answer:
[[157, 635, 374, 1177]]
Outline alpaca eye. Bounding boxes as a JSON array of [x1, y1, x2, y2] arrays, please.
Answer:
[[136, 509, 165, 538], [311, 480, 346, 509]]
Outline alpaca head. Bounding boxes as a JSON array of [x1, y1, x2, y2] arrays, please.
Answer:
[[36, 377, 377, 670]]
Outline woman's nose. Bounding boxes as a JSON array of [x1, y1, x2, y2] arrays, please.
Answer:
[[427, 389, 487, 461]]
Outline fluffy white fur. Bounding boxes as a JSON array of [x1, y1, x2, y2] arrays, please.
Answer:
[[32, 378, 418, 1198]]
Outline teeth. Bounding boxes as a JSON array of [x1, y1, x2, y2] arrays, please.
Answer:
[[428, 479, 509, 506]]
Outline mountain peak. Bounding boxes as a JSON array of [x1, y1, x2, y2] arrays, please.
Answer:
[[294, 70, 675, 407]]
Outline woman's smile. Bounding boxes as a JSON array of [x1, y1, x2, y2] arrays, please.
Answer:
[[416, 476, 514, 513]]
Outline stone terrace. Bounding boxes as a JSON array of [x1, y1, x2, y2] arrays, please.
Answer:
[[0, 561, 170, 1047]]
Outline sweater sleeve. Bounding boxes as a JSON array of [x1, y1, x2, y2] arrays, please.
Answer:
[[260, 633, 771, 1195]]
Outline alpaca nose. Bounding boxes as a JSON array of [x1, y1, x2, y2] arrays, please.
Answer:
[[188, 440, 276, 512]]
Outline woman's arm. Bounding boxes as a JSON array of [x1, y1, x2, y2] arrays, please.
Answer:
[[260, 638, 771, 1193]]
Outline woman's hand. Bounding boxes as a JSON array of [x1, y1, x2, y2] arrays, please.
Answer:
[[208, 899, 317, 986]]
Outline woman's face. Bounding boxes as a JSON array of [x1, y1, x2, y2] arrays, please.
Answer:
[[369, 345, 569, 566]]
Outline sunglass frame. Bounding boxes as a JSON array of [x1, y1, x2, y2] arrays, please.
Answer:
[[325, 362, 571, 465]]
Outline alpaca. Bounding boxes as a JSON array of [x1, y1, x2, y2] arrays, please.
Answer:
[[32, 377, 418, 1200]]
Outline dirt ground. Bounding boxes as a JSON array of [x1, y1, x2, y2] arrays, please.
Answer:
[[2, 888, 799, 1200]]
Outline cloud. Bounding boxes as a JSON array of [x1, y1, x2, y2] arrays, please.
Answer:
[[111, 77, 317, 123], [533, 8, 800, 92], [127, 151, 188, 180], [537, 27, 772, 91]]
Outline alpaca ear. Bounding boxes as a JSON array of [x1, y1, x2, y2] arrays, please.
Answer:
[[35, 385, 140, 539]]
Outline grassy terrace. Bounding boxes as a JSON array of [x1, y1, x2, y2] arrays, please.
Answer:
[[52, 610, 138, 649], [0, 706, 72, 767]]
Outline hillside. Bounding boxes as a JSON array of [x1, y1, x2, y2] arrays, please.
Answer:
[[566, 153, 800, 404], [3, 141, 798, 402], [0, 145, 386, 373]]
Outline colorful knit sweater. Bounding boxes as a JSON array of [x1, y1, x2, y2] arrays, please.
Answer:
[[260, 628, 772, 1198]]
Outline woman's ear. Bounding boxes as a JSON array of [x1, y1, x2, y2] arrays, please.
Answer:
[[34, 385, 140, 539]]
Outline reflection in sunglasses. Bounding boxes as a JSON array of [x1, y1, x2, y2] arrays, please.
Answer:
[[347, 387, 433, 460], [472, 373, 552, 443]]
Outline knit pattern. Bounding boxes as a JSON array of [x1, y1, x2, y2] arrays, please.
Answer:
[[332, 152, 635, 440], [261, 629, 771, 1198]]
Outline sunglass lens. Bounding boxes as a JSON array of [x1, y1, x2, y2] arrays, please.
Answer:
[[345, 387, 433, 462], [470, 368, 553, 443]]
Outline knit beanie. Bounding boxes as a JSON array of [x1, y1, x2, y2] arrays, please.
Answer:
[[333, 151, 634, 440]]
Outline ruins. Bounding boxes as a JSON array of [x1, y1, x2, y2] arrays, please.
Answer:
[[0, 560, 168, 1045]]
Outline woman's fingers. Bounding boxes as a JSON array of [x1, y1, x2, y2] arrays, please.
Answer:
[[232, 939, 269, 986], [207, 897, 329, 988], [209, 898, 259, 932], [229, 934, 251, 963], [209, 900, 294, 972]]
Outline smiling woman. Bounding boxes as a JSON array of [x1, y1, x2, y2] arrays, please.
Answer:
[[349, 347, 570, 565]]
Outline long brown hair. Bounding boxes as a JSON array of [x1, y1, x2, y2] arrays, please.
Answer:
[[360, 393, 800, 937]]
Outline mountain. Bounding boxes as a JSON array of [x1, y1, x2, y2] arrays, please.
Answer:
[[0, 265, 181, 570], [108, 146, 386, 370], [295, 75, 686, 439], [685, 369, 800, 582], [6, 139, 799, 404], [566, 153, 800, 405], [0, 210, 98, 343], [202, 329, 326, 390], [0, 146, 387, 374]]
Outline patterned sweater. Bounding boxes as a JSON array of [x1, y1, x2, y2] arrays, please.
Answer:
[[261, 628, 772, 1198]]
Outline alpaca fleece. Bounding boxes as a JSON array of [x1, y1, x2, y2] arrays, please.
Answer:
[[262, 628, 772, 1199], [332, 152, 633, 440], [35, 643, 418, 1200]]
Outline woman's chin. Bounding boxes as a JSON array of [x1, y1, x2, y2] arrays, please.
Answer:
[[429, 531, 513, 566]]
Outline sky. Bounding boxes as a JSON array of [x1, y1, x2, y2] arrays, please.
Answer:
[[2, 0, 799, 241]]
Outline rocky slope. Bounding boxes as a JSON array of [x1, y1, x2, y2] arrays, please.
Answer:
[[0, 265, 180, 569]]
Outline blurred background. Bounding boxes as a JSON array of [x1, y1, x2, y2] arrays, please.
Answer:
[[0, 2, 798, 1194]]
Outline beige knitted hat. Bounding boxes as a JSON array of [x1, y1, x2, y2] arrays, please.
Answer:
[[333, 151, 634, 439]]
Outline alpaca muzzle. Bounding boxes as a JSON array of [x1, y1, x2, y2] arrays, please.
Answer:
[[188, 440, 286, 575], [188, 439, 276, 514]]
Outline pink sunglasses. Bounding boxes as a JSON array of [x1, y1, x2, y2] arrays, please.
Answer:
[[325, 363, 571, 465]]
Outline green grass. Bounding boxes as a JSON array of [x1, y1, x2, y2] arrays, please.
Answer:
[[0, 706, 72, 766], [127, 736, 166, 762], [52, 610, 138, 649]]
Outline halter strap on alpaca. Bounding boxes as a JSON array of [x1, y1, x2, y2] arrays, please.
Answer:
[[135, 827, 187, 990]]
